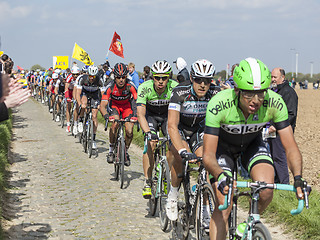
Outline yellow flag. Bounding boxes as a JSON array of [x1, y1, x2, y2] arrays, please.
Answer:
[[0, 51, 3, 57], [53, 56, 69, 69], [72, 43, 94, 65]]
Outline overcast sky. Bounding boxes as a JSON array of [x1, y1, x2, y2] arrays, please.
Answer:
[[1, 0, 319, 75]]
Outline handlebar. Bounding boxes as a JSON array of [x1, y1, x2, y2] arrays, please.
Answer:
[[104, 118, 135, 131], [218, 181, 309, 215], [142, 135, 167, 154]]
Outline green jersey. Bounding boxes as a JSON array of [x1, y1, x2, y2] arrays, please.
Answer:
[[137, 79, 179, 116], [205, 89, 289, 148]]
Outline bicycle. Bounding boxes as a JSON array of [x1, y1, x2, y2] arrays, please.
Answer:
[[172, 157, 215, 240], [143, 134, 171, 231], [219, 162, 310, 240], [70, 99, 77, 137], [106, 118, 131, 189], [81, 97, 95, 158]]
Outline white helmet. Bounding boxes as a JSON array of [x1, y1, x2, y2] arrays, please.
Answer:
[[190, 59, 215, 78], [52, 73, 59, 79], [151, 60, 172, 75], [71, 66, 80, 74], [54, 69, 61, 74], [88, 65, 98, 76]]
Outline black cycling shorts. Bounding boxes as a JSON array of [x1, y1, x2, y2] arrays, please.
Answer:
[[216, 135, 273, 177], [145, 113, 168, 138], [81, 89, 100, 109]]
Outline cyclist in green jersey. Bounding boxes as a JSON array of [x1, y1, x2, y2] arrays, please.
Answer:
[[137, 60, 179, 199], [203, 58, 307, 240]]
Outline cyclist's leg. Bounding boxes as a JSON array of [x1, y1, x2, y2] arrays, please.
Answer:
[[142, 115, 158, 198], [107, 106, 120, 163], [209, 147, 235, 240], [244, 138, 274, 213]]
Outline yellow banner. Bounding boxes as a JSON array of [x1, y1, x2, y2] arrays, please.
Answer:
[[0, 51, 3, 56], [53, 56, 69, 69], [72, 43, 94, 66]]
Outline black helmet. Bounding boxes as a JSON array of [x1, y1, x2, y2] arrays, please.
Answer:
[[113, 63, 128, 77]]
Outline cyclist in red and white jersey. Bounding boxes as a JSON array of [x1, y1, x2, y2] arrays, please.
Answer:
[[100, 63, 138, 166]]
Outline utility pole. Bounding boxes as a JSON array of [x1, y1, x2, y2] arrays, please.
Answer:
[[310, 61, 314, 78], [295, 52, 299, 78], [290, 48, 295, 78]]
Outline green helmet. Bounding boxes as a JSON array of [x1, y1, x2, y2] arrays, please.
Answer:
[[233, 57, 271, 90]]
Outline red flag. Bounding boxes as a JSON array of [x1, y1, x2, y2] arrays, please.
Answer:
[[17, 66, 23, 71], [109, 31, 124, 58]]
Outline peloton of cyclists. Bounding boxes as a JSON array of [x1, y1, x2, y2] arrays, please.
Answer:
[[136, 60, 179, 199], [100, 63, 138, 167]]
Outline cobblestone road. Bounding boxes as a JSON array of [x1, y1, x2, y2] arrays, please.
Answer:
[[3, 99, 295, 240], [3, 99, 173, 239]]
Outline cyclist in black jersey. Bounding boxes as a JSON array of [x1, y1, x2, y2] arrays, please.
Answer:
[[77, 65, 104, 149], [166, 59, 220, 223], [54, 72, 65, 122], [202, 58, 308, 240], [137, 60, 179, 199]]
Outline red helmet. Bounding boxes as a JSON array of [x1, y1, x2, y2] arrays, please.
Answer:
[[113, 63, 128, 77]]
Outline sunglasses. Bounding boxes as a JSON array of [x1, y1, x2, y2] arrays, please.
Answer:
[[154, 75, 169, 81], [115, 75, 127, 79], [193, 77, 212, 85], [240, 90, 266, 101]]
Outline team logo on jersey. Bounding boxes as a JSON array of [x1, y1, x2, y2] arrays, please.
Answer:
[[263, 97, 284, 111], [218, 157, 227, 166], [221, 122, 266, 134], [208, 98, 236, 115]]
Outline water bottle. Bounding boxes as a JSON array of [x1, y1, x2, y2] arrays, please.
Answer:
[[234, 222, 246, 239]]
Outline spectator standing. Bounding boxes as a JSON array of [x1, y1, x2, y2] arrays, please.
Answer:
[[224, 63, 238, 88], [173, 57, 190, 83], [128, 62, 140, 89], [268, 68, 298, 184]]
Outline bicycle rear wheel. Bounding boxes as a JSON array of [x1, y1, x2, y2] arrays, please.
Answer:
[[88, 119, 94, 158], [119, 136, 125, 189], [159, 158, 171, 231], [195, 182, 215, 240], [251, 222, 272, 240]]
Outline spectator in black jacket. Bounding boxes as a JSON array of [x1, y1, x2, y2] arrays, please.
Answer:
[[173, 57, 190, 83], [268, 68, 298, 184]]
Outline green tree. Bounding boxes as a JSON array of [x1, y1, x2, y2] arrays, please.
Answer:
[[31, 64, 45, 71]]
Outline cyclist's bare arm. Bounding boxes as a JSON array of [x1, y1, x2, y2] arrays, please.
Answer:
[[168, 109, 185, 152], [54, 86, 58, 95], [203, 134, 224, 180], [137, 105, 150, 133], [278, 125, 302, 176], [100, 100, 109, 117], [278, 125, 304, 198], [76, 86, 82, 106]]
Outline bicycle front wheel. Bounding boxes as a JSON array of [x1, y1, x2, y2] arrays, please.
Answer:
[[251, 222, 272, 240], [195, 182, 215, 240], [172, 183, 190, 240], [119, 136, 125, 189], [88, 119, 94, 158], [159, 158, 171, 231]]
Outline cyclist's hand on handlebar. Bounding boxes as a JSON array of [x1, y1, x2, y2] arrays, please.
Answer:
[[217, 172, 232, 195], [130, 116, 138, 122], [294, 175, 311, 199], [108, 116, 115, 122], [179, 149, 197, 162], [146, 131, 158, 141]]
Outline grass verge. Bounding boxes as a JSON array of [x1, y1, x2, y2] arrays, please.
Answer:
[[0, 111, 13, 239], [98, 112, 319, 239]]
